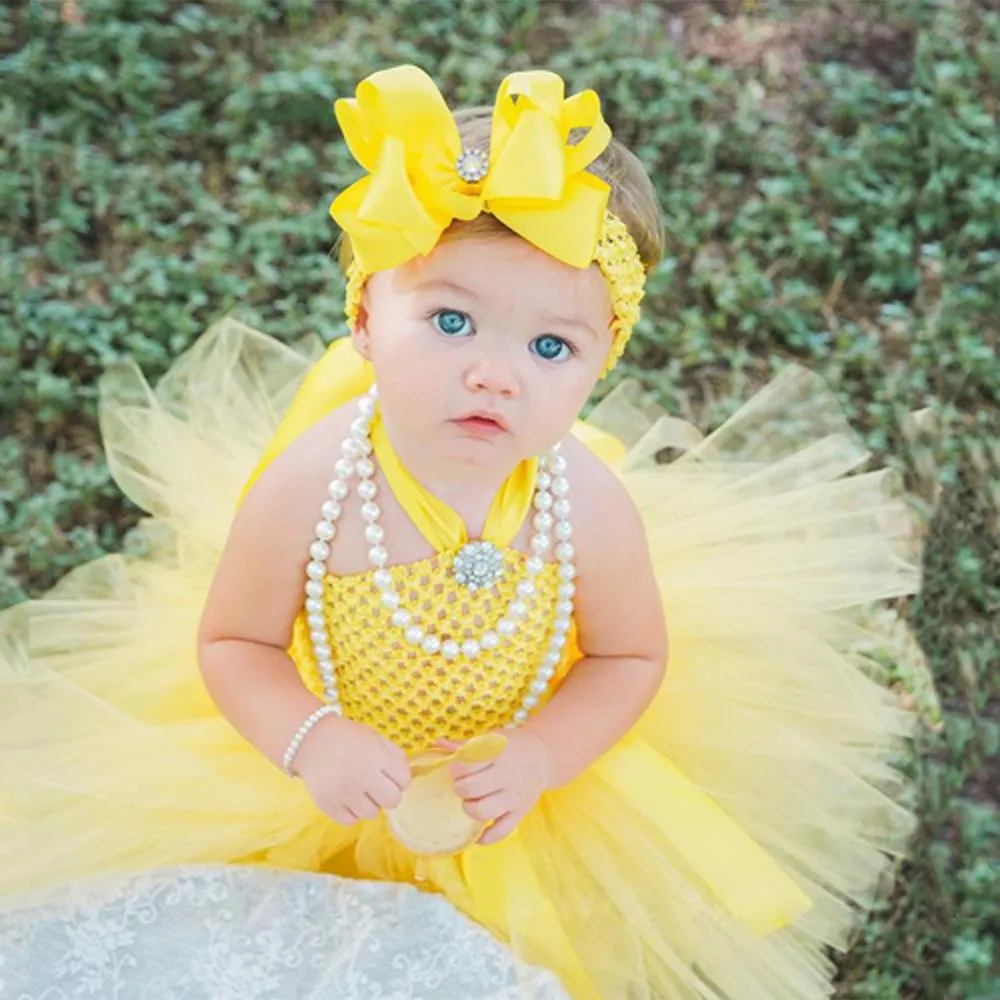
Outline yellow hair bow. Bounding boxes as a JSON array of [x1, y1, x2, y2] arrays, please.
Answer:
[[330, 64, 613, 272]]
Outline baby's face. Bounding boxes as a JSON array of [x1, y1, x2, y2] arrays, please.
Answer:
[[354, 234, 614, 475]]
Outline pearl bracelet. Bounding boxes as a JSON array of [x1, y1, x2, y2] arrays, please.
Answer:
[[282, 704, 338, 777]]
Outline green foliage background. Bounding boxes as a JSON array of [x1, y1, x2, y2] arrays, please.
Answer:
[[2, 1, 997, 997]]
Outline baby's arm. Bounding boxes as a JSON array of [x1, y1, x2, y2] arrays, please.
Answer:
[[522, 440, 667, 785], [453, 441, 666, 842], [197, 414, 335, 768], [197, 409, 409, 820]]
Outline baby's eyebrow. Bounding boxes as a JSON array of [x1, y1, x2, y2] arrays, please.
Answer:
[[412, 278, 478, 299], [540, 311, 599, 339]]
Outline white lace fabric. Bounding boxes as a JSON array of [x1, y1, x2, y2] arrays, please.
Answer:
[[0, 866, 568, 999]]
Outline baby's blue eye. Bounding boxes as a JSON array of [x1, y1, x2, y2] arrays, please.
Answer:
[[531, 335, 572, 362], [432, 309, 473, 337]]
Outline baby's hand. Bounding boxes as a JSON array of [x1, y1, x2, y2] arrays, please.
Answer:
[[450, 730, 552, 845], [294, 715, 411, 826]]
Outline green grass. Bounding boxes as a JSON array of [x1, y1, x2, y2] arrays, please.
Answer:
[[3, 1, 998, 996]]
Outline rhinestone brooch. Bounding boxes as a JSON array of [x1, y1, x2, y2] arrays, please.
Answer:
[[452, 540, 505, 592], [456, 147, 489, 184]]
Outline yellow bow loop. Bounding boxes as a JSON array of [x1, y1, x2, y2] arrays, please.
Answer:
[[330, 65, 480, 273], [484, 71, 612, 268]]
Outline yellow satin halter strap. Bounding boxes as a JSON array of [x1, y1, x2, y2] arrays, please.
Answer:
[[239, 337, 538, 552], [370, 416, 536, 552]]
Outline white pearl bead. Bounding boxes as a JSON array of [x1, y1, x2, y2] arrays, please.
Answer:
[[551, 477, 569, 497], [533, 512, 554, 532], [542, 651, 561, 669], [306, 560, 326, 580], [497, 619, 517, 637], [536, 472, 552, 490], [522, 694, 539, 709], [313, 641, 331, 658], [441, 640, 460, 660], [329, 480, 349, 501], [391, 609, 411, 628], [357, 396, 376, 417], [305, 598, 324, 615], [553, 498, 571, 518], [556, 600, 574, 617], [530, 535, 551, 553], [356, 457, 375, 479], [530, 678, 549, 695], [554, 615, 571, 634], [341, 438, 360, 459], [421, 635, 442, 654], [508, 600, 527, 621], [356, 437, 373, 456], [368, 546, 388, 567], [381, 591, 401, 610], [334, 458, 353, 480], [516, 579, 536, 598], [315, 521, 335, 541], [461, 639, 480, 659], [322, 498, 342, 520], [534, 492, 553, 511], [558, 563, 576, 580], [549, 455, 567, 475], [305, 580, 324, 599], [555, 542, 575, 561], [555, 521, 573, 541], [373, 569, 393, 591], [481, 631, 499, 650], [526, 556, 545, 575], [514, 709, 529, 724], [558, 581, 576, 599], [405, 625, 424, 645], [360, 502, 380, 522], [309, 628, 326, 644], [357, 480, 378, 501], [350, 420, 369, 440], [307, 613, 325, 629], [551, 634, 567, 650], [364, 524, 385, 545], [310, 540, 330, 562]]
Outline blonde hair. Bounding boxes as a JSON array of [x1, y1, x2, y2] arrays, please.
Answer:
[[338, 105, 663, 274]]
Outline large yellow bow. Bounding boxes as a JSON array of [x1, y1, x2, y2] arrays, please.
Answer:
[[329, 65, 613, 273]]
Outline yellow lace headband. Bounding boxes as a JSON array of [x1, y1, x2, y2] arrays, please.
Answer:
[[330, 65, 646, 374]]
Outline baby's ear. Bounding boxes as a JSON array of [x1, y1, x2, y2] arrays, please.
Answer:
[[350, 292, 372, 360]]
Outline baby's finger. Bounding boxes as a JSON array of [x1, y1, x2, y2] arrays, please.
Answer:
[[347, 793, 381, 822], [450, 758, 495, 782], [452, 766, 502, 801], [379, 737, 410, 766], [329, 804, 359, 827], [463, 791, 509, 823], [368, 771, 403, 811], [478, 811, 521, 846], [380, 750, 412, 791]]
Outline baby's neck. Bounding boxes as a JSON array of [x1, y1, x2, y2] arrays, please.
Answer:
[[387, 433, 518, 538]]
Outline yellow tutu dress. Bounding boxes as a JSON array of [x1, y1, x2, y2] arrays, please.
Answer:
[[0, 319, 926, 999]]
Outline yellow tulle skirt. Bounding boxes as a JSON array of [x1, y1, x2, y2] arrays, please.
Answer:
[[0, 320, 931, 999]]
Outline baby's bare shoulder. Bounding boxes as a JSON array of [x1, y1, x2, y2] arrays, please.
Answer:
[[560, 435, 639, 532]]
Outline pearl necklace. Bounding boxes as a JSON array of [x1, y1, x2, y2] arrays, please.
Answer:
[[302, 385, 577, 727]]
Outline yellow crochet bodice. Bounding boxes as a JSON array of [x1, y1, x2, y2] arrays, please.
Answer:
[[291, 552, 568, 751]]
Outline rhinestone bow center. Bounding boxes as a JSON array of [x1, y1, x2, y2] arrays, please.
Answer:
[[456, 147, 489, 184], [453, 540, 505, 592]]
